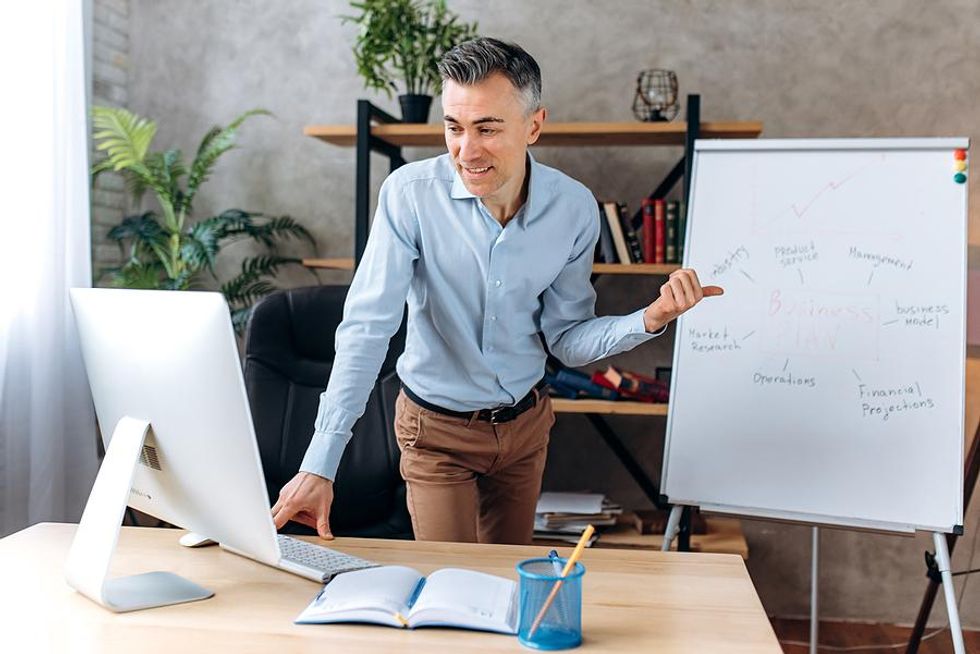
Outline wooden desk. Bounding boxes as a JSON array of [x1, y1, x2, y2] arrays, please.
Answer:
[[0, 523, 780, 653]]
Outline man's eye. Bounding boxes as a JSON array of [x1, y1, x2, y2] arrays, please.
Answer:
[[481, 129, 496, 136], [447, 126, 462, 133]]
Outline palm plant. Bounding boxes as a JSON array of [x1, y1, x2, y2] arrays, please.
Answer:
[[91, 106, 317, 331]]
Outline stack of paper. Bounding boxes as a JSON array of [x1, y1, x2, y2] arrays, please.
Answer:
[[533, 492, 622, 546]]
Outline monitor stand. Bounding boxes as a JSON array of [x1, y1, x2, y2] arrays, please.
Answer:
[[65, 416, 214, 612], [179, 532, 217, 548]]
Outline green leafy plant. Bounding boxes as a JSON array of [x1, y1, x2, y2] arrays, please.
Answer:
[[342, 0, 478, 97], [91, 106, 317, 331]]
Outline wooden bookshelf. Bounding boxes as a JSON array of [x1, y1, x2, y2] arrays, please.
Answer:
[[593, 263, 679, 275], [303, 258, 677, 276], [535, 516, 748, 558], [305, 120, 763, 148], [551, 398, 668, 416], [597, 516, 747, 557]]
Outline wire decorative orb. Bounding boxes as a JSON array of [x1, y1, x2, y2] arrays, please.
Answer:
[[632, 69, 679, 122]]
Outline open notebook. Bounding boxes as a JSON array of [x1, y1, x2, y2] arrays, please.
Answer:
[[295, 565, 518, 634]]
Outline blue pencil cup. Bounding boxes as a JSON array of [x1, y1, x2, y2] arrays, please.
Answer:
[[516, 557, 585, 650]]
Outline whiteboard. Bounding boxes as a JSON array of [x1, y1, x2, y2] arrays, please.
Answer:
[[661, 138, 968, 533]]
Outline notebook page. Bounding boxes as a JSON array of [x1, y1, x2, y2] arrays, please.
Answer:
[[299, 565, 421, 618], [408, 568, 517, 633]]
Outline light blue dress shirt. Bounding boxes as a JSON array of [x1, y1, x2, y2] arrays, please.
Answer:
[[300, 152, 664, 480]]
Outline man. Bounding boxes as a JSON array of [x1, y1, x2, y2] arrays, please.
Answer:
[[272, 37, 722, 544]]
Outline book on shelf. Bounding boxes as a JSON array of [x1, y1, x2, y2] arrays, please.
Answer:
[[617, 202, 644, 264], [536, 491, 605, 514], [553, 368, 619, 401], [598, 365, 669, 403], [654, 198, 666, 263], [595, 199, 618, 263], [533, 492, 622, 546], [590, 371, 617, 393], [601, 201, 631, 263], [665, 200, 678, 263], [537, 510, 619, 530], [676, 199, 687, 263], [295, 565, 517, 634], [543, 373, 579, 399], [641, 198, 656, 263]]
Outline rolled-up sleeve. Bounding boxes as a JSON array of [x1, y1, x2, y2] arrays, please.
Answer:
[[540, 200, 664, 368]]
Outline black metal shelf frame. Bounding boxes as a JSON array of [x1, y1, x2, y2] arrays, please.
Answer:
[[349, 95, 704, 550]]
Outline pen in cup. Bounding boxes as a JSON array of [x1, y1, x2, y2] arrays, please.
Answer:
[[548, 548, 568, 624], [548, 549, 563, 575]]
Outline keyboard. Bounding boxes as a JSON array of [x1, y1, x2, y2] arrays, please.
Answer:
[[276, 534, 378, 582]]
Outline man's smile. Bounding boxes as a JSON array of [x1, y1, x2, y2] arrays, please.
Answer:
[[462, 165, 493, 177]]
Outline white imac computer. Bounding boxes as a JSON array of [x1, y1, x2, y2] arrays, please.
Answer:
[[67, 288, 376, 613]]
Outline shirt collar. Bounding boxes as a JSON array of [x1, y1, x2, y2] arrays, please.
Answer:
[[449, 152, 548, 230]]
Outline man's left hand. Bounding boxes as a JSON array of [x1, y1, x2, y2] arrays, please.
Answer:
[[643, 268, 724, 333]]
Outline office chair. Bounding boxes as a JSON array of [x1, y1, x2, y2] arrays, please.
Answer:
[[243, 285, 412, 539]]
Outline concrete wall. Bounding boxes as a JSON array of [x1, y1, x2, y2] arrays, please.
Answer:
[[121, 0, 980, 626]]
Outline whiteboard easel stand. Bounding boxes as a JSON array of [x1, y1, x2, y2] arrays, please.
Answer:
[[931, 532, 966, 653], [662, 506, 965, 654], [906, 420, 980, 653], [810, 527, 819, 654]]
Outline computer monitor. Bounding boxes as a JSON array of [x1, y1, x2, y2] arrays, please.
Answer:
[[67, 288, 316, 611]]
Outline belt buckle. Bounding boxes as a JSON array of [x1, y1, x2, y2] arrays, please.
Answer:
[[489, 407, 508, 424]]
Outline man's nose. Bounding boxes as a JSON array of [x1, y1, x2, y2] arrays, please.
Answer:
[[458, 133, 482, 162]]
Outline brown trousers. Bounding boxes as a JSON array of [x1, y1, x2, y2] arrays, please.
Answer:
[[393, 388, 554, 545]]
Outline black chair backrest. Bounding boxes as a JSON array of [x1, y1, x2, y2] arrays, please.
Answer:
[[243, 285, 411, 538]]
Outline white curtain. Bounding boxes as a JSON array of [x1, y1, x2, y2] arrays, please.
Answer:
[[0, 0, 98, 537]]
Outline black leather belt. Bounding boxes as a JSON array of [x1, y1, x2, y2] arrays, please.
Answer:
[[402, 379, 547, 424]]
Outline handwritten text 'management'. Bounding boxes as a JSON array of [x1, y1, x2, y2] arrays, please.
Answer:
[[848, 246, 913, 271]]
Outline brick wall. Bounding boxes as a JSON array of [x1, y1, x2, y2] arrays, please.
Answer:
[[89, 0, 129, 282]]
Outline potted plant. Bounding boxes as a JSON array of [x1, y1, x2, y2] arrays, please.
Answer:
[[90, 106, 318, 331], [342, 0, 478, 123]]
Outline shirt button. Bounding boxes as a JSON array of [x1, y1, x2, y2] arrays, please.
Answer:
[[495, 280, 502, 287], [488, 346, 495, 352], [491, 315, 497, 321]]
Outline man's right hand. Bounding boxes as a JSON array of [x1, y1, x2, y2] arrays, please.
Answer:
[[272, 472, 335, 540]]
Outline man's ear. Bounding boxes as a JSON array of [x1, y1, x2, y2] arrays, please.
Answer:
[[526, 106, 547, 146]]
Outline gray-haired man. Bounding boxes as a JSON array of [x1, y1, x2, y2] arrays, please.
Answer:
[[273, 37, 722, 544]]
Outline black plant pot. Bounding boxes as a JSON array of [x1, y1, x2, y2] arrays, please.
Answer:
[[398, 94, 433, 124]]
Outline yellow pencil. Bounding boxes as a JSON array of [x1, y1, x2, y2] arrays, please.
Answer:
[[527, 524, 594, 638]]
